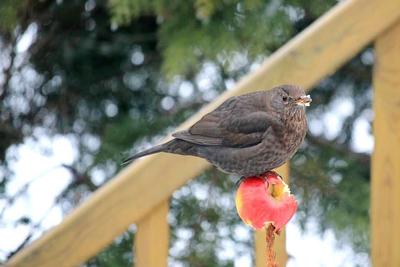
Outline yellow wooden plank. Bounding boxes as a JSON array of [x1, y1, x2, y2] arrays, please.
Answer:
[[255, 164, 289, 267], [6, 1, 400, 266], [372, 20, 400, 267], [135, 200, 169, 267]]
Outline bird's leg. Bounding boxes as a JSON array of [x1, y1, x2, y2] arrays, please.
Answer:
[[236, 172, 271, 187], [236, 176, 246, 187], [236, 171, 281, 187]]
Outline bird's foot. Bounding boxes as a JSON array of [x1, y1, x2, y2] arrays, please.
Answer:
[[235, 176, 246, 187], [235, 171, 281, 187]]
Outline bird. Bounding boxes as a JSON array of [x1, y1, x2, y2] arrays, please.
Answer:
[[123, 84, 311, 177]]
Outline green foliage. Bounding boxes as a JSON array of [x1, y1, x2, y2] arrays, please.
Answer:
[[292, 142, 370, 252], [169, 169, 250, 266], [86, 231, 134, 266], [0, 0, 23, 34], [109, 0, 334, 77]]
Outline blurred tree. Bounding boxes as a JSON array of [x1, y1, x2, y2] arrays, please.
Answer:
[[0, 0, 372, 265]]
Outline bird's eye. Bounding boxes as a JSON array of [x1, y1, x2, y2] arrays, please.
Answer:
[[282, 96, 288, 102]]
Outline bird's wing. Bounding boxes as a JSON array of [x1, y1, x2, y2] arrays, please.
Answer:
[[172, 95, 282, 147]]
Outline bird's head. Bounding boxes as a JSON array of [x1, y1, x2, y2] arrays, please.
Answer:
[[270, 84, 311, 119]]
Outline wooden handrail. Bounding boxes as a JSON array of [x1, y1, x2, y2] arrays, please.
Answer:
[[6, 0, 400, 266]]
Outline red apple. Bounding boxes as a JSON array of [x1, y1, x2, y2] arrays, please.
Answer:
[[235, 171, 297, 232]]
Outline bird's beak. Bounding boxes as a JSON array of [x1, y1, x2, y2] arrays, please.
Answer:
[[295, 95, 312, 107]]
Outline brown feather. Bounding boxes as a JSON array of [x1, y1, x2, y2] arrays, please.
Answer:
[[124, 84, 310, 177]]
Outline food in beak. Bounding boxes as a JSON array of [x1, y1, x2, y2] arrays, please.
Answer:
[[295, 95, 312, 106]]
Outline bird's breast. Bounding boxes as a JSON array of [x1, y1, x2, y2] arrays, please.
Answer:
[[281, 117, 307, 155]]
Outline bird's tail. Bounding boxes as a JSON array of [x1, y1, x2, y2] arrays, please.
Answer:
[[122, 143, 168, 165], [122, 139, 197, 166]]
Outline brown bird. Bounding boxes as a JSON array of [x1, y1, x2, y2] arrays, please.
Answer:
[[124, 84, 311, 177]]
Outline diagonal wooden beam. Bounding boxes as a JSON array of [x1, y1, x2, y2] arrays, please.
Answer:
[[7, 0, 400, 266]]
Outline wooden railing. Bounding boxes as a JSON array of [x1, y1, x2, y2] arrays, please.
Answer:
[[6, 0, 400, 266], [371, 21, 400, 267]]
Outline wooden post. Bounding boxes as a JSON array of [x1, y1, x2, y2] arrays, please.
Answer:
[[255, 164, 289, 267], [372, 21, 400, 267], [135, 201, 169, 267]]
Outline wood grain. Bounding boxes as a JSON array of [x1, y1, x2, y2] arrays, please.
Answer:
[[6, 0, 400, 266], [255, 164, 289, 267], [135, 200, 169, 267], [372, 20, 400, 267]]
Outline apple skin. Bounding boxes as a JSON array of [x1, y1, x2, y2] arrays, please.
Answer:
[[235, 171, 297, 232]]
